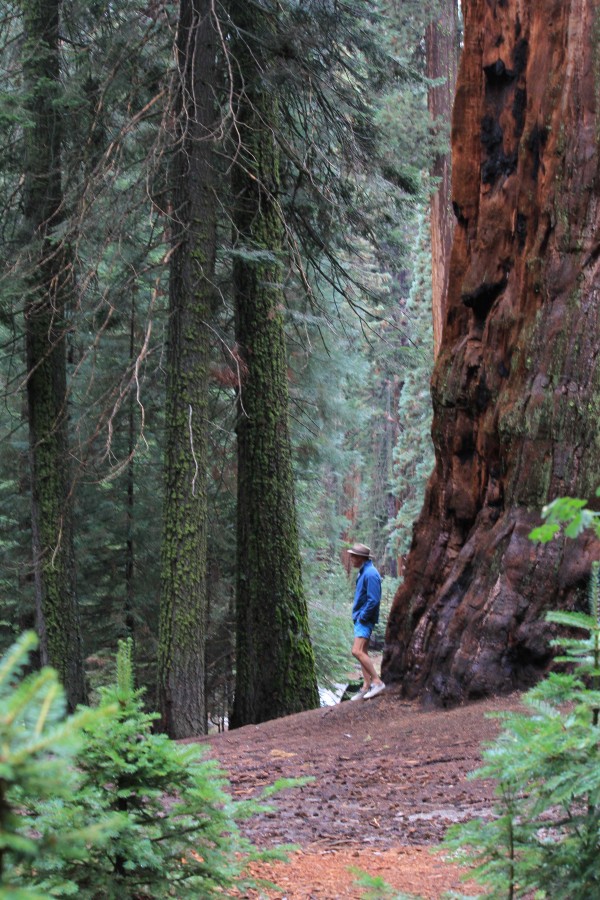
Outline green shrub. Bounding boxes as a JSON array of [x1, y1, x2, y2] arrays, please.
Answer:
[[444, 558, 600, 899], [0, 632, 115, 899], [29, 638, 282, 898], [529, 490, 600, 543]]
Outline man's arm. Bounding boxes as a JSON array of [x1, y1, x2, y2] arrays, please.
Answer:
[[358, 571, 381, 622]]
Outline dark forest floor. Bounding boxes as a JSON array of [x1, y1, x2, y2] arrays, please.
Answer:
[[191, 686, 525, 898]]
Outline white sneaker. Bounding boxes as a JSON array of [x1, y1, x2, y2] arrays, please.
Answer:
[[350, 686, 370, 701], [363, 682, 385, 700]]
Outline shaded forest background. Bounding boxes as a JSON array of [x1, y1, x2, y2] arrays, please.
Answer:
[[2, 0, 600, 895], [0, 0, 456, 730], [5, 0, 597, 736]]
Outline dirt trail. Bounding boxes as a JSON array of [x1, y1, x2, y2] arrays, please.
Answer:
[[192, 687, 524, 898]]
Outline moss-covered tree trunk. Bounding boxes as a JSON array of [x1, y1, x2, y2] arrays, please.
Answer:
[[158, 0, 216, 738], [22, 0, 86, 708], [229, 1, 319, 728], [383, 0, 600, 704]]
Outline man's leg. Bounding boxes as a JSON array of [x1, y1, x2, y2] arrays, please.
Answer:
[[351, 636, 383, 688]]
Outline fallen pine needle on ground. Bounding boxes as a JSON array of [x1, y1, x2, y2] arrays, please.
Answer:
[[189, 687, 523, 898], [241, 844, 481, 899]]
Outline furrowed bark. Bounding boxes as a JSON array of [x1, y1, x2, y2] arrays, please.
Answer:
[[158, 0, 217, 738], [229, 0, 319, 727], [22, 0, 86, 708], [383, 0, 600, 705], [427, 0, 459, 358]]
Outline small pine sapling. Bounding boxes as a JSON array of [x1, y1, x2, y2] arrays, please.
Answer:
[[0, 632, 114, 899], [351, 867, 423, 899], [444, 561, 600, 900], [39, 638, 284, 898]]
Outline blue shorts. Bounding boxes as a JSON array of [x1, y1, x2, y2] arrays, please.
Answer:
[[354, 621, 373, 640]]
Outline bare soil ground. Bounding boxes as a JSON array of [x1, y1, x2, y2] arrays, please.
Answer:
[[193, 686, 525, 898]]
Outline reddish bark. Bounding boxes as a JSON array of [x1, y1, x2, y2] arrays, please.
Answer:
[[427, 2, 458, 358], [383, 0, 600, 704]]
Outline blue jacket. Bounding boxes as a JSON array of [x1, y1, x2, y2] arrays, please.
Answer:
[[352, 559, 382, 626]]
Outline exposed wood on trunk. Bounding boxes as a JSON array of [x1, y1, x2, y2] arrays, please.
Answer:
[[383, 0, 600, 705], [427, 1, 459, 358]]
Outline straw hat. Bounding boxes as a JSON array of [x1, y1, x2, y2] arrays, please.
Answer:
[[347, 542, 372, 558]]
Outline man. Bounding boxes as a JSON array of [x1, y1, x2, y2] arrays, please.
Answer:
[[347, 542, 385, 700]]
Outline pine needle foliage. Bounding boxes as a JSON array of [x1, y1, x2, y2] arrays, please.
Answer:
[[305, 565, 354, 691], [351, 866, 422, 898], [32, 638, 279, 898], [389, 208, 435, 558], [0, 632, 114, 899], [444, 560, 600, 899]]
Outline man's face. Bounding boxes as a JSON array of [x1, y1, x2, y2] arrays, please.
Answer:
[[349, 554, 367, 568]]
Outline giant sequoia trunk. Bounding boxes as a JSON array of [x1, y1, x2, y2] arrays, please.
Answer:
[[229, 1, 319, 728], [158, 0, 217, 738], [427, 0, 458, 358], [22, 0, 86, 708], [383, 0, 600, 704]]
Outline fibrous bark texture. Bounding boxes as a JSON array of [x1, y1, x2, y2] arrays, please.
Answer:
[[158, 0, 216, 738], [23, 0, 86, 709], [383, 0, 600, 705], [229, 1, 319, 728], [427, 1, 459, 358]]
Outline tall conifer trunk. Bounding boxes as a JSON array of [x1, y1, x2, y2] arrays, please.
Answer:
[[22, 0, 86, 708], [383, 0, 600, 704], [124, 293, 136, 640], [427, 0, 458, 358], [158, 0, 216, 738], [229, 1, 319, 727]]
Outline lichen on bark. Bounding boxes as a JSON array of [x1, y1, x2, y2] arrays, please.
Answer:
[[158, 0, 217, 739], [22, 0, 86, 709], [229, 0, 318, 728]]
